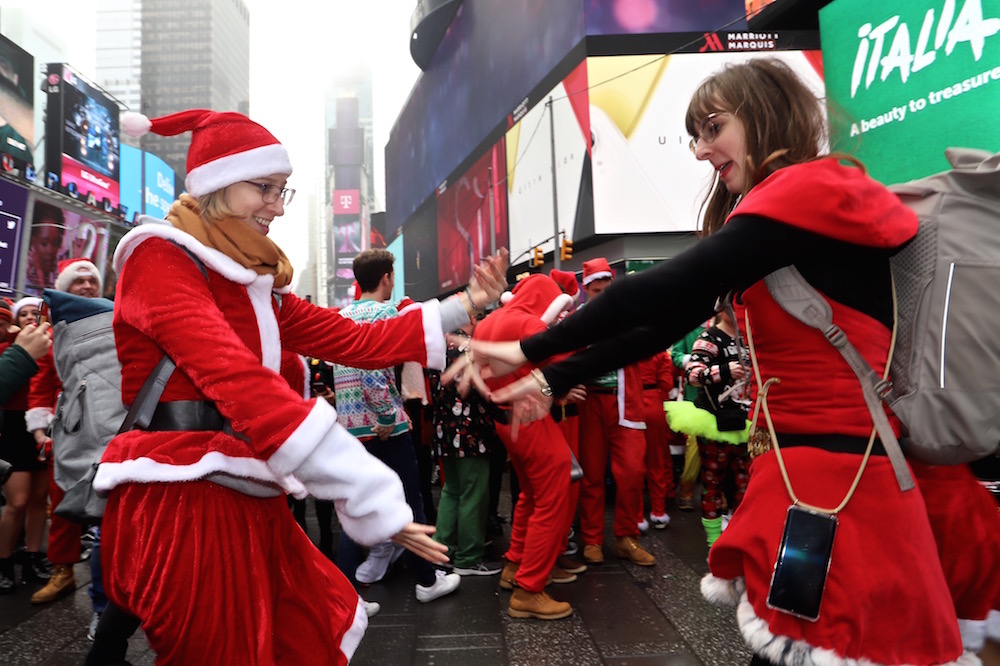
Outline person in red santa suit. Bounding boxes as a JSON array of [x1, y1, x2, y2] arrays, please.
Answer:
[[459, 59, 986, 665], [87, 108, 507, 665], [575, 258, 654, 568], [636, 349, 676, 532], [472, 274, 575, 619], [546, 268, 587, 573]]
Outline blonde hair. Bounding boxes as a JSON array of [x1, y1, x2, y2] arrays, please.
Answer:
[[685, 58, 830, 236], [196, 188, 242, 225]]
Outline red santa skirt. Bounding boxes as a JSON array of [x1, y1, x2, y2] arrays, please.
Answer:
[[701, 448, 973, 665], [102, 480, 366, 665]]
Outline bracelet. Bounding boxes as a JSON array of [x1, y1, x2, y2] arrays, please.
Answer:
[[529, 369, 553, 397]]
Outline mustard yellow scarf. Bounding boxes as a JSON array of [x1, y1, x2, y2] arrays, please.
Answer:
[[167, 194, 294, 289]]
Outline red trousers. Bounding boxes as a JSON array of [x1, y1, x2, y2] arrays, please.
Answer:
[[555, 411, 580, 541], [102, 481, 364, 665], [47, 465, 82, 566], [578, 393, 646, 544], [499, 417, 571, 593], [641, 389, 675, 517]]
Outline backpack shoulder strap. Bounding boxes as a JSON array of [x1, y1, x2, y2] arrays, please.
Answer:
[[764, 266, 914, 491]]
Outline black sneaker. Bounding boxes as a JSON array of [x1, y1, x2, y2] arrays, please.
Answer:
[[21, 552, 53, 583], [453, 561, 503, 576], [0, 557, 15, 595]]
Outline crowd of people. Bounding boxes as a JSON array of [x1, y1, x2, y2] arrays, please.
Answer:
[[0, 55, 998, 666]]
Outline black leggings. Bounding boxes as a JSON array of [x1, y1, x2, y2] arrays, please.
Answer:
[[750, 654, 781, 666], [85, 602, 141, 665]]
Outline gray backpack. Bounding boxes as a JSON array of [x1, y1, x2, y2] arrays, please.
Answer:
[[766, 148, 1000, 491]]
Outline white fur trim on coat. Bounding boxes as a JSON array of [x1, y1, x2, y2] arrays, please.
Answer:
[[958, 618, 987, 653], [25, 407, 53, 433], [340, 597, 368, 663], [618, 368, 646, 430], [702, 577, 982, 666], [185, 143, 292, 198], [421, 299, 447, 371]]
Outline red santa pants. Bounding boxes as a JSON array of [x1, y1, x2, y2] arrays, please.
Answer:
[[47, 467, 82, 565], [102, 481, 365, 665], [499, 417, 571, 593], [555, 412, 580, 542], [578, 392, 647, 544], [641, 388, 675, 518]]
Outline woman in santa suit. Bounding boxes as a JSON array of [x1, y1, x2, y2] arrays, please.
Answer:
[[94, 109, 505, 665], [459, 59, 986, 665]]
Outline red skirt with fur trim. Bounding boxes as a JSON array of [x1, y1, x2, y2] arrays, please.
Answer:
[[102, 480, 367, 665], [702, 448, 971, 665]]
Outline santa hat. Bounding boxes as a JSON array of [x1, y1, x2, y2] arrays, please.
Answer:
[[507, 274, 574, 325], [350, 280, 362, 301], [121, 109, 292, 197], [12, 296, 42, 321], [549, 269, 579, 297], [582, 257, 614, 286], [55, 258, 102, 293]]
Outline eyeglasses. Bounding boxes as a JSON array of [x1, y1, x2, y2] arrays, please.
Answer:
[[243, 181, 296, 205], [688, 113, 724, 154]]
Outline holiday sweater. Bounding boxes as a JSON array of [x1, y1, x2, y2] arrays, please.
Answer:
[[333, 299, 409, 439]]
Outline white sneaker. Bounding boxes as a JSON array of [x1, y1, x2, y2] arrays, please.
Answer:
[[649, 513, 671, 530], [356, 542, 405, 584], [637, 519, 650, 533], [721, 511, 733, 533], [87, 610, 101, 641], [361, 599, 380, 617], [415, 569, 460, 603]]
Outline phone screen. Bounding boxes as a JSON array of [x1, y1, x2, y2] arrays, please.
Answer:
[[766, 505, 837, 621]]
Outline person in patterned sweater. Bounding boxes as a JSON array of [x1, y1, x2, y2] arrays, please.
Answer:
[[333, 249, 461, 603]]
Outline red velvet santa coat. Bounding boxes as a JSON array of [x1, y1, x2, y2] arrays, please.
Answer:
[[701, 160, 971, 665], [95, 221, 449, 542]]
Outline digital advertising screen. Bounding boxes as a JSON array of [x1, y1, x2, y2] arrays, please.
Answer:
[[24, 200, 110, 295], [505, 60, 590, 265], [585, 0, 748, 35], [436, 138, 509, 293], [820, 0, 1000, 185], [119, 144, 142, 224], [386, 232, 407, 306], [586, 40, 823, 235], [331, 188, 363, 309], [401, 201, 439, 303], [0, 178, 29, 294], [0, 35, 35, 172], [43, 64, 121, 212], [144, 151, 176, 219]]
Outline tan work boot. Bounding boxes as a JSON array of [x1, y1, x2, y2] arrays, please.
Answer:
[[499, 560, 519, 590], [31, 564, 76, 604], [615, 536, 656, 566], [556, 554, 587, 574], [582, 544, 604, 564], [508, 588, 573, 620], [677, 482, 697, 511], [547, 564, 577, 585]]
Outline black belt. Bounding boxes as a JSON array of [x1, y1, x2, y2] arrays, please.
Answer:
[[587, 386, 618, 395], [642, 383, 658, 390], [551, 403, 579, 423], [494, 409, 512, 426], [775, 433, 887, 456], [138, 401, 233, 434]]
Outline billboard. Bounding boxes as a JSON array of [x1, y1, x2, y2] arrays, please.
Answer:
[[24, 200, 110, 296], [119, 144, 142, 224], [586, 42, 823, 235], [585, 0, 748, 35], [820, 0, 1000, 185], [436, 138, 508, 292], [331, 188, 363, 309], [402, 200, 439, 303], [505, 61, 590, 264], [0, 179, 29, 294], [0, 34, 35, 173], [43, 64, 122, 214], [144, 151, 176, 219]]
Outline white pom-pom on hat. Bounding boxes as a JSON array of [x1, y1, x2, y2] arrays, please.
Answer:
[[121, 111, 152, 139]]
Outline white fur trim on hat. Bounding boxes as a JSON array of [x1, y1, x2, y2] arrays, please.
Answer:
[[55, 260, 102, 293], [185, 143, 293, 197], [540, 293, 573, 326], [582, 270, 612, 286], [12, 296, 42, 321]]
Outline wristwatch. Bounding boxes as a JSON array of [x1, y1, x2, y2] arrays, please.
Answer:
[[530, 369, 553, 397]]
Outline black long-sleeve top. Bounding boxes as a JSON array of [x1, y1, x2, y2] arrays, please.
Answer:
[[522, 216, 897, 396]]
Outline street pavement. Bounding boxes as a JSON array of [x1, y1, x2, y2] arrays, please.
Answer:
[[0, 488, 751, 665]]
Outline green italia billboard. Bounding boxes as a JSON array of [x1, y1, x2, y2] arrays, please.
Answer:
[[820, 0, 1000, 184]]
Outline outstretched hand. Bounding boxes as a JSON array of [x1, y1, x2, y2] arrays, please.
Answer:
[[391, 522, 450, 564], [13, 322, 52, 361], [489, 373, 554, 441], [441, 338, 527, 399], [467, 248, 510, 308]]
